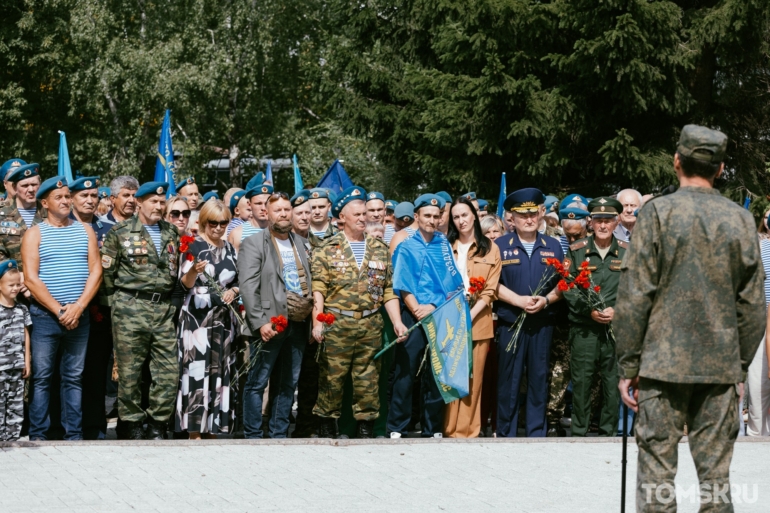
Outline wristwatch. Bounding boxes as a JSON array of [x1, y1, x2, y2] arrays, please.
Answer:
[[544, 296, 550, 309]]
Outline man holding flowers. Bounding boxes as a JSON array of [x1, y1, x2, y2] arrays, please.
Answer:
[[562, 197, 627, 437]]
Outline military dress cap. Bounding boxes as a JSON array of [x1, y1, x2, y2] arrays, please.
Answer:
[[366, 191, 385, 203], [175, 176, 195, 190], [202, 191, 219, 202], [0, 259, 18, 279], [414, 193, 445, 211], [7, 163, 39, 183], [36, 176, 69, 199], [1, 159, 27, 180], [229, 190, 247, 213], [436, 191, 452, 204], [245, 183, 274, 198], [394, 201, 415, 221], [245, 172, 266, 191], [504, 187, 545, 213], [69, 176, 100, 192], [291, 189, 312, 208], [331, 185, 367, 217], [477, 199, 489, 211], [677, 124, 728, 163], [308, 188, 330, 201], [462, 191, 477, 201], [559, 207, 590, 221], [587, 196, 622, 217], [135, 181, 168, 198], [559, 193, 588, 211], [385, 199, 397, 211], [98, 187, 111, 199]]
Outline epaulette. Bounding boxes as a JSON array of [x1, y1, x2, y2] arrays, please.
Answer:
[[617, 239, 629, 249], [318, 232, 342, 247], [569, 238, 589, 251]]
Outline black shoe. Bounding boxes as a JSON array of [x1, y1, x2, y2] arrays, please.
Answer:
[[546, 424, 565, 437], [145, 419, 167, 440], [356, 420, 375, 439], [317, 417, 338, 439], [127, 422, 145, 440], [116, 418, 133, 440]]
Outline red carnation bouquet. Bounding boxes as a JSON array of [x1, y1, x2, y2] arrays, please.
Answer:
[[314, 312, 336, 360], [271, 315, 289, 333], [468, 276, 486, 306]]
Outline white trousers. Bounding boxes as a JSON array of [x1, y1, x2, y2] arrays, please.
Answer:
[[746, 336, 770, 436]]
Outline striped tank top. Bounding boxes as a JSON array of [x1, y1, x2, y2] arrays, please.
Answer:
[[240, 222, 263, 242], [38, 222, 90, 305]]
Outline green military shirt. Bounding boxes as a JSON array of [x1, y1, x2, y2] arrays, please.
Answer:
[[100, 216, 181, 304], [564, 235, 627, 325], [0, 198, 45, 271], [311, 231, 396, 313]]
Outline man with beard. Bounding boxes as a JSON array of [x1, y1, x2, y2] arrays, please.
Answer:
[[238, 192, 313, 439], [100, 182, 181, 440]]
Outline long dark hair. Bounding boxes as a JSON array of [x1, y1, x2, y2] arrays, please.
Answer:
[[447, 196, 491, 258]]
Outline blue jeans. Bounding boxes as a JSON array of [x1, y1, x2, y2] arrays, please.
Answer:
[[618, 386, 635, 436], [243, 320, 307, 439], [28, 303, 90, 440]]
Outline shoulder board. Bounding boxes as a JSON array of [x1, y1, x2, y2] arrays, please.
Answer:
[[569, 239, 589, 251], [318, 233, 341, 247], [617, 239, 629, 249]]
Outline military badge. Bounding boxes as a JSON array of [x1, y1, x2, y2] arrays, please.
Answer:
[[101, 255, 113, 269]]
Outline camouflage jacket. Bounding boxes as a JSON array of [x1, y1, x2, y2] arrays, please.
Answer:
[[614, 186, 765, 384], [311, 231, 396, 312], [100, 216, 181, 303], [564, 235, 627, 325], [308, 223, 338, 249], [0, 198, 45, 271]]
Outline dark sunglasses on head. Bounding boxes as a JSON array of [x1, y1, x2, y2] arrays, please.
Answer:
[[207, 220, 229, 228], [269, 192, 290, 200], [170, 209, 191, 219]]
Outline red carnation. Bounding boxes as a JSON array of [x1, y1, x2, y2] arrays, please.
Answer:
[[557, 280, 569, 292], [594, 285, 601, 292], [186, 252, 195, 262]]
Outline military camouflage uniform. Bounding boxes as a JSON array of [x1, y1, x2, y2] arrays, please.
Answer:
[[100, 216, 180, 425], [615, 185, 765, 512], [546, 321, 570, 428], [0, 198, 44, 270], [311, 232, 395, 421]]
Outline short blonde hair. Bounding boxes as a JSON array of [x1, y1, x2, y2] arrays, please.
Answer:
[[198, 199, 231, 232], [163, 196, 189, 218]]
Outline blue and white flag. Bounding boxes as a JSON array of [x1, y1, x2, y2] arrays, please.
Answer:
[[496, 172, 507, 218], [293, 154, 304, 194], [154, 109, 177, 197], [57, 131, 74, 183]]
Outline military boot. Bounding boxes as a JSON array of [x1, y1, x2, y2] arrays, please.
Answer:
[[356, 420, 375, 439], [317, 417, 338, 439], [145, 419, 167, 440], [126, 421, 145, 440]]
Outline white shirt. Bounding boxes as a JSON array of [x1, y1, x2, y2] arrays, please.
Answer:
[[276, 237, 302, 293], [456, 241, 472, 292]]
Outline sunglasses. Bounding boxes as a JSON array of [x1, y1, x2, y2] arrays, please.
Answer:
[[170, 209, 191, 219], [269, 192, 290, 201], [207, 220, 229, 228]]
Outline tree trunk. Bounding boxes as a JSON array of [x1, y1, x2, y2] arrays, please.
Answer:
[[229, 144, 240, 187]]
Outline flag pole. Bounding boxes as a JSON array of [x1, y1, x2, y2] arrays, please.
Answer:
[[621, 402, 628, 513]]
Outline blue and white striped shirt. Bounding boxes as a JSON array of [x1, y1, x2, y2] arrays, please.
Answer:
[[521, 240, 536, 257], [384, 224, 396, 244], [240, 222, 263, 243], [347, 239, 366, 269], [226, 218, 244, 236], [38, 222, 89, 305], [559, 235, 570, 256], [761, 238, 770, 305], [18, 208, 36, 228], [144, 224, 162, 256]]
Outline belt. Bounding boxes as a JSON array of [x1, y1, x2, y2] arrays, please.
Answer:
[[327, 307, 378, 320], [118, 288, 172, 303]]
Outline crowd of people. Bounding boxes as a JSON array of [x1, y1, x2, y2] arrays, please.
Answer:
[[0, 124, 767, 453]]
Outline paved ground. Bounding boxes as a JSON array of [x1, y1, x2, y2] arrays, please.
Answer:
[[1, 438, 767, 513]]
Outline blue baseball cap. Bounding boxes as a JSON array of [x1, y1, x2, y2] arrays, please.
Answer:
[[332, 186, 367, 217], [135, 181, 169, 198], [36, 176, 68, 199], [414, 193, 445, 211], [69, 176, 100, 193]]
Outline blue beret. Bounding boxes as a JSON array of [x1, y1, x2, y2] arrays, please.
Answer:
[[504, 188, 545, 213], [1, 159, 27, 180], [98, 187, 111, 199], [414, 193, 445, 211], [308, 188, 330, 201], [394, 202, 415, 220], [202, 191, 219, 202], [559, 207, 590, 221], [477, 199, 489, 211], [366, 191, 385, 203], [136, 181, 168, 198], [245, 183, 274, 198], [544, 195, 559, 212], [327, 190, 338, 204], [332, 186, 367, 217], [291, 189, 312, 208], [176, 177, 195, 190], [436, 191, 452, 204], [385, 199, 397, 211], [461, 191, 476, 201], [0, 259, 18, 279], [7, 163, 39, 183], [36, 176, 68, 199], [245, 172, 265, 191], [559, 193, 588, 211], [69, 176, 100, 192], [229, 190, 247, 213]]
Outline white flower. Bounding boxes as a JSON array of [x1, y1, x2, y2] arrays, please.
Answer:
[[218, 268, 235, 287], [194, 293, 211, 310], [189, 360, 205, 382]]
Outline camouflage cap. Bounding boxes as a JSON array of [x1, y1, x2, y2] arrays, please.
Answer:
[[676, 124, 728, 164]]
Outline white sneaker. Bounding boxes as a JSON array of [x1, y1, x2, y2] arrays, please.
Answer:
[[433, 433, 443, 439], [390, 432, 402, 439]]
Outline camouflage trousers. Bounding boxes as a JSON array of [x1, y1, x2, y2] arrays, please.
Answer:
[[314, 313, 383, 421], [112, 292, 178, 423], [0, 369, 24, 441], [636, 378, 739, 513], [546, 323, 570, 424]]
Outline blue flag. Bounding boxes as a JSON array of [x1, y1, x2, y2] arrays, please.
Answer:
[[265, 160, 273, 185], [496, 172, 507, 218], [154, 110, 177, 197], [422, 291, 473, 402], [316, 159, 353, 193], [743, 195, 751, 210], [57, 131, 74, 183], [293, 154, 304, 194]]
